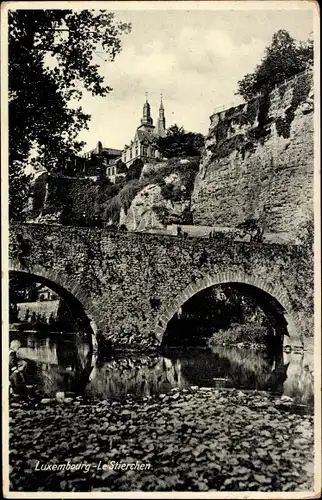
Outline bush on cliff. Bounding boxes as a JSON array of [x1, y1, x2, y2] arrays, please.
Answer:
[[41, 156, 199, 227], [126, 158, 144, 181], [103, 180, 142, 223], [157, 124, 205, 158], [143, 157, 200, 201], [236, 30, 313, 101], [116, 160, 128, 174]]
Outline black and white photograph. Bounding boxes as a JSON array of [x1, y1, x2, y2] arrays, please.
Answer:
[[1, 0, 320, 496]]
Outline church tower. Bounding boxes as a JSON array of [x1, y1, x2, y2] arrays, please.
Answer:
[[138, 94, 155, 133], [156, 95, 166, 137]]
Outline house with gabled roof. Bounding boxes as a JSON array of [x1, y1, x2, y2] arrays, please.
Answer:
[[122, 96, 166, 167]]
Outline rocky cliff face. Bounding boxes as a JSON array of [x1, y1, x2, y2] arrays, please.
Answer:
[[119, 178, 190, 231], [191, 70, 314, 238], [120, 159, 199, 231]]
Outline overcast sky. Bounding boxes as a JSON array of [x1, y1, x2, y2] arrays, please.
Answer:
[[74, 4, 314, 152]]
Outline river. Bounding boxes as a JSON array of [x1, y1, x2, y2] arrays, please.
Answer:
[[9, 330, 314, 409]]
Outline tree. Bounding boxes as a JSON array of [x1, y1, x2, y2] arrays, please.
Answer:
[[9, 162, 33, 221], [158, 124, 205, 158], [84, 153, 105, 177], [166, 124, 186, 137], [116, 159, 128, 174], [236, 30, 313, 101], [8, 9, 131, 220], [9, 274, 44, 303], [126, 158, 143, 181]]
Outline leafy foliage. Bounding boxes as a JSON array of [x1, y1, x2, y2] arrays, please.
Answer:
[[116, 159, 128, 174], [104, 180, 142, 223], [9, 162, 32, 221], [9, 9, 131, 219], [41, 174, 119, 226], [164, 284, 269, 347], [126, 158, 144, 181], [157, 124, 205, 158], [9, 274, 43, 303], [236, 30, 313, 101], [208, 323, 271, 348], [31, 172, 48, 218], [166, 124, 186, 136]]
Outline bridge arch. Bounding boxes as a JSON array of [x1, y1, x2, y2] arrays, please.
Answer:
[[155, 271, 301, 349], [9, 260, 101, 349]]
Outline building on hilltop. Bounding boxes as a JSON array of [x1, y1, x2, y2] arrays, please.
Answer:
[[106, 161, 127, 184], [82, 142, 122, 176], [122, 96, 166, 167], [60, 142, 122, 179], [83, 141, 122, 163], [58, 97, 166, 181]]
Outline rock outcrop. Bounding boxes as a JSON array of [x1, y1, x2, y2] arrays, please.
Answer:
[[191, 70, 314, 239], [120, 159, 199, 231]]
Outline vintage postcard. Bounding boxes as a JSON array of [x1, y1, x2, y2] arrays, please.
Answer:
[[1, 0, 321, 497]]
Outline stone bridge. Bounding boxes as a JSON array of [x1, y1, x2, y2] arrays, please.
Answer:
[[9, 224, 313, 350]]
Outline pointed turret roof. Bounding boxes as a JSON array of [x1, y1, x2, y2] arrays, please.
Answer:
[[159, 94, 164, 110]]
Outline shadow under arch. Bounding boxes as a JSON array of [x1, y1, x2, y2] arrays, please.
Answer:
[[9, 261, 99, 350], [156, 271, 301, 349]]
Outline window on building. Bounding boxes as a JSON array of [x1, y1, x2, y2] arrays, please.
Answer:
[[151, 149, 155, 158], [130, 150, 132, 160], [143, 146, 148, 157], [135, 145, 139, 157]]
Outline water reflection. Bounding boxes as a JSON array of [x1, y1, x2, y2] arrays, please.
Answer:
[[10, 331, 314, 407], [10, 331, 94, 396]]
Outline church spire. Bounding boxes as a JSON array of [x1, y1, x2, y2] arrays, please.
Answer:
[[141, 93, 153, 126], [157, 94, 166, 137]]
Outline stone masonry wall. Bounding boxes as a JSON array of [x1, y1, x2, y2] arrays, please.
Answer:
[[191, 70, 314, 238], [9, 224, 313, 349]]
